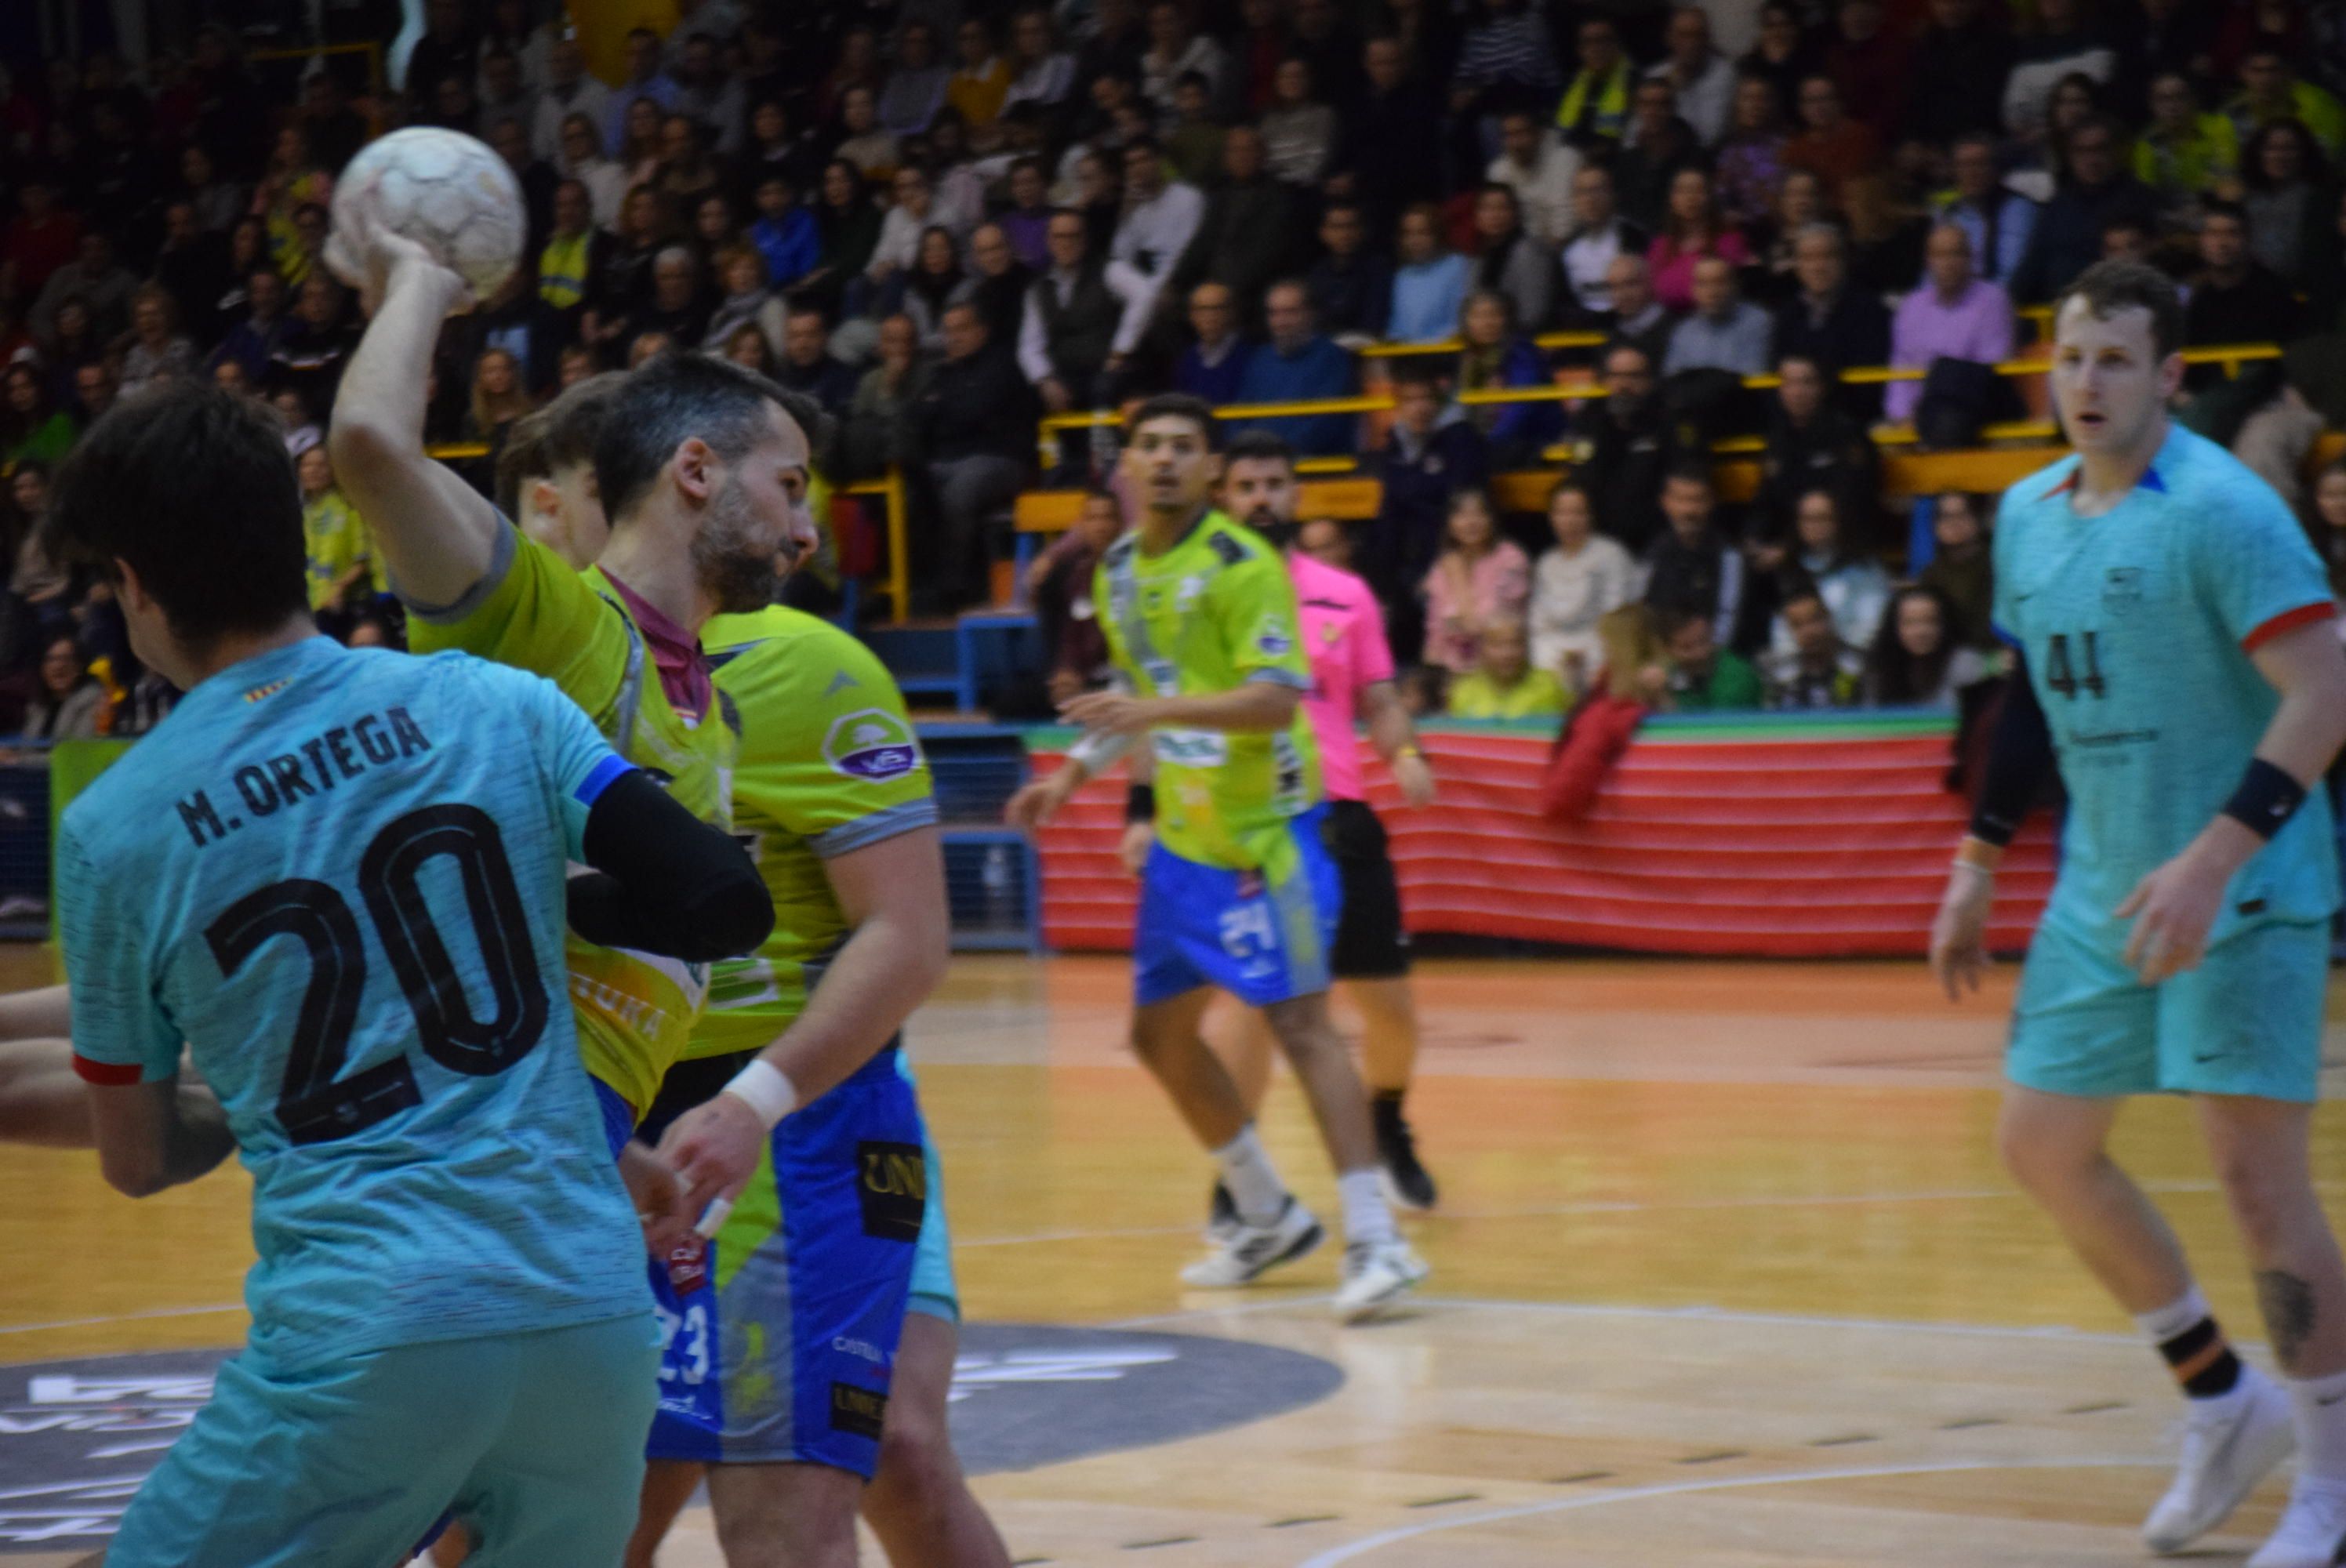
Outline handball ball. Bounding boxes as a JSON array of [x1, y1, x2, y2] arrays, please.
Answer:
[[329, 128, 525, 303]]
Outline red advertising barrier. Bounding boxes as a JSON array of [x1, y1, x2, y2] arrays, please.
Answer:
[[1031, 716, 2057, 959]]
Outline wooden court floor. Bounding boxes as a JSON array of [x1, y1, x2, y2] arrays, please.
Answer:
[[5, 947, 2346, 1565]]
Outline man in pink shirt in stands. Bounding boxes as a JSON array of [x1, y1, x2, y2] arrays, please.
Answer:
[[1210, 428, 1443, 1212]]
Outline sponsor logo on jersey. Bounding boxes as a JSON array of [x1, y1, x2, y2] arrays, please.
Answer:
[[856, 1139, 928, 1241], [830, 1381, 889, 1439], [823, 709, 922, 781], [666, 1237, 710, 1295], [1255, 615, 1295, 658], [2103, 567, 2144, 612]]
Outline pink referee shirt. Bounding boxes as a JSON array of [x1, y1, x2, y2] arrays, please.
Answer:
[[1289, 553, 1396, 804]]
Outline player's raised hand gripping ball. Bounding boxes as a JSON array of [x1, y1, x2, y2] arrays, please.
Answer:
[[328, 127, 524, 308]]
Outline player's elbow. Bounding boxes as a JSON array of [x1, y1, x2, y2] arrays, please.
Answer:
[[1252, 681, 1302, 729], [325, 409, 413, 488], [670, 869, 777, 964], [97, 1142, 169, 1199]]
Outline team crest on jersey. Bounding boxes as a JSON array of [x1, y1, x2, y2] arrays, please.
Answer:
[[1254, 615, 1294, 658], [665, 1237, 709, 1294], [1177, 575, 1207, 611], [242, 677, 292, 704], [2103, 567, 2144, 613], [823, 709, 922, 780]]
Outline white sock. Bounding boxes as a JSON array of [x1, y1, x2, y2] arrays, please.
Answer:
[[2135, 1286, 2213, 1345], [1338, 1168, 1396, 1247], [1212, 1125, 1287, 1227], [2289, 1367, 2346, 1486]]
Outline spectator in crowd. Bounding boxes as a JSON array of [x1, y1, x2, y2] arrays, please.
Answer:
[[776, 305, 859, 420], [833, 85, 901, 181], [1661, 607, 1764, 710], [8, 463, 71, 648], [880, 20, 952, 137], [1232, 280, 1356, 457], [1763, 584, 1866, 708], [1160, 73, 1225, 186], [1596, 252, 1675, 363], [464, 346, 536, 452], [1345, 35, 1447, 237], [2227, 37, 2346, 158], [71, 363, 116, 430], [1389, 201, 1473, 343], [1643, 463, 1745, 649], [616, 96, 667, 191], [2003, 0, 2116, 143], [24, 636, 106, 741], [1030, 488, 1125, 702], [1555, 16, 1633, 150], [1578, 343, 1671, 552], [605, 25, 681, 154], [533, 35, 611, 163], [745, 100, 823, 198], [1110, 136, 1205, 306], [1772, 225, 1890, 408], [1821, 0, 1911, 139], [704, 245, 781, 356], [2011, 116, 2157, 300], [534, 179, 608, 335], [841, 314, 929, 483], [2185, 200, 2301, 367], [739, 174, 812, 295], [1142, 0, 1229, 121], [1753, 169, 1830, 305], [118, 285, 197, 398], [1561, 164, 1648, 316], [555, 114, 628, 234], [2240, 118, 2338, 292], [1614, 78, 1707, 235], [32, 230, 136, 345], [1367, 367, 1489, 650], [1918, 489, 1999, 652], [206, 265, 287, 386], [631, 245, 710, 355], [1487, 109, 1582, 248], [914, 300, 1035, 612], [1774, 486, 1891, 656], [1467, 183, 1552, 332], [151, 201, 230, 341], [656, 114, 724, 212], [1906, 0, 2016, 147], [870, 165, 949, 289], [1665, 256, 1774, 376], [1647, 168, 1752, 313], [1716, 72, 1792, 229], [1865, 584, 1990, 708], [1422, 487, 1531, 676], [1529, 479, 1638, 687], [797, 161, 882, 316], [480, 49, 540, 151], [1452, 288, 1559, 462], [891, 227, 972, 355], [1649, 6, 1736, 147], [297, 442, 376, 632], [1934, 134, 2039, 289], [1175, 282, 1253, 405], [1, 364, 74, 467], [2135, 71, 2239, 220], [1447, 618, 1568, 718], [1261, 59, 1337, 186], [1305, 200, 1393, 342], [1782, 74, 1882, 208], [1171, 125, 1302, 315], [1004, 8, 1079, 122], [1885, 224, 2017, 422], [963, 222, 1033, 347], [1752, 353, 1880, 539], [946, 19, 1013, 134], [1020, 208, 1154, 428]]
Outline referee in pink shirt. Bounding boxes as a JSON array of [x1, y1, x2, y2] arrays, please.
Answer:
[[1208, 429, 1443, 1214]]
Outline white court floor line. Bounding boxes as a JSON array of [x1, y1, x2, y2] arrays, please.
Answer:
[[1291, 1456, 2166, 1567], [0, 1302, 244, 1338]]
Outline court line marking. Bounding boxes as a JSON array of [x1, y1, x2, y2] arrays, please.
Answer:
[[1288, 1455, 2163, 1567], [0, 1304, 244, 1338]]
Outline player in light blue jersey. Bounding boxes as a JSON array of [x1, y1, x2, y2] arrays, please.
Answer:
[[1931, 262, 2346, 1568], [42, 382, 774, 1568]]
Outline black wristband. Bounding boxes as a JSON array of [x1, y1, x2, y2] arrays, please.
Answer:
[[1125, 783, 1156, 823], [2222, 757, 2308, 840]]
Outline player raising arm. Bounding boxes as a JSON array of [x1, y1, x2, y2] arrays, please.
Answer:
[[1930, 261, 2346, 1568], [1008, 394, 1429, 1323]]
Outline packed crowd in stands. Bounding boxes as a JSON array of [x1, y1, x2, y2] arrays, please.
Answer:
[[5, 0, 2346, 739]]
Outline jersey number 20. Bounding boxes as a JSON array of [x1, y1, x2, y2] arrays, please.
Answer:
[[2042, 631, 2108, 700], [205, 804, 550, 1146]]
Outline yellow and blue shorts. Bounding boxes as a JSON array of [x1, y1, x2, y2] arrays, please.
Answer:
[[1134, 807, 1342, 1008]]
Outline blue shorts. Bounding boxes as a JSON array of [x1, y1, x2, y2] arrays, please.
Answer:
[[643, 1044, 927, 1476], [1133, 808, 1342, 1007], [111, 1316, 659, 1568], [2007, 917, 2332, 1102]]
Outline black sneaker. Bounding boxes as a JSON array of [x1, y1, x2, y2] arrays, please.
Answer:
[[1373, 1094, 1437, 1212]]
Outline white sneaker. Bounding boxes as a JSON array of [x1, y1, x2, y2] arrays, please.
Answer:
[[2143, 1369, 2296, 1554], [1178, 1196, 1323, 1287], [2248, 1475, 2346, 1568], [1332, 1237, 1430, 1323]]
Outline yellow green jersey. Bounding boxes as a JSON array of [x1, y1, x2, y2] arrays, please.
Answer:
[[405, 524, 740, 1115], [301, 490, 370, 612], [1095, 510, 1320, 869], [693, 606, 937, 1058]]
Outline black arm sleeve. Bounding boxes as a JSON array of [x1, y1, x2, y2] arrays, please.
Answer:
[[1969, 652, 2055, 847], [567, 769, 775, 963]]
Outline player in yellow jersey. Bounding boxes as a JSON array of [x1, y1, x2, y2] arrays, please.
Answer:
[[632, 605, 1011, 1568], [1007, 395, 1429, 1322]]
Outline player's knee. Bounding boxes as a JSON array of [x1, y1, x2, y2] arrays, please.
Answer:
[[874, 1406, 960, 1512], [1995, 1110, 2098, 1198], [2210, 1148, 2306, 1258]]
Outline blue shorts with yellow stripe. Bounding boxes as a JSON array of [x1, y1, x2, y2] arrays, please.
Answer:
[[1134, 807, 1342, 1007], [634, 1044, 928, 1477]]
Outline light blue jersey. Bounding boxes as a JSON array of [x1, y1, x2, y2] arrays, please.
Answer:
[[59, 635, 652, 1372], [1994, 424, 2341, 947]]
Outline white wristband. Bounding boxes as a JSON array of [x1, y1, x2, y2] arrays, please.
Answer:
[[721, 1059, 797, 1131], [1949, 858, 1996, 882]]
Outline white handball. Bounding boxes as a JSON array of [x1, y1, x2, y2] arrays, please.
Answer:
[[329, 127, 525, 303]]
